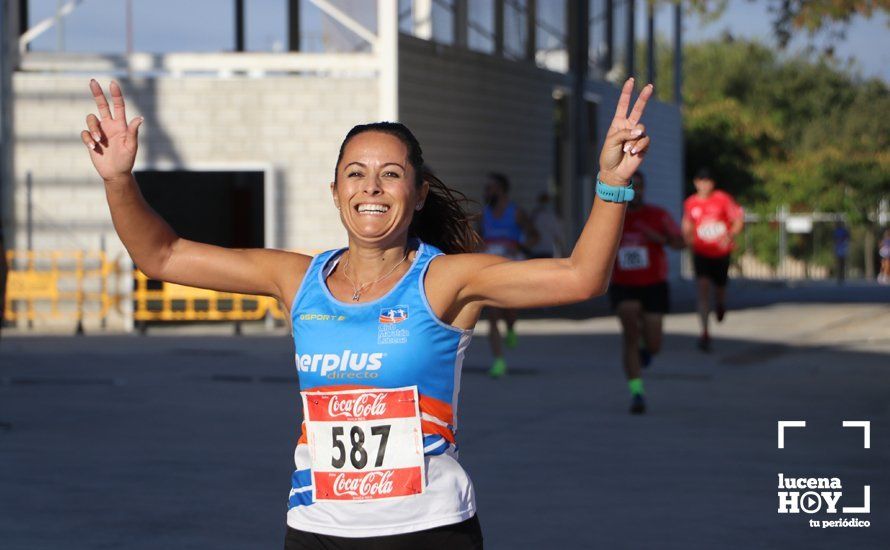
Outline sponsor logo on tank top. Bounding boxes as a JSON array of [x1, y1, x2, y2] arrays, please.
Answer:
[[298, 313, 346, 322], [295, 350, 385, 380], [332, 470, 395, 498], [378, 304, 409, 345], [327, 392, 388, 419]]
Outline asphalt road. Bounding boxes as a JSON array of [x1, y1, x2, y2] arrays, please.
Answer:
[[1, 285, 888, 549]]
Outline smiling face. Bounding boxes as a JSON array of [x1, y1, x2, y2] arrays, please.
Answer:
[[331, 131, 428, 246]]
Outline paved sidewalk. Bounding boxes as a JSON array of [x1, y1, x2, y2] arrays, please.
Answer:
[[1, 296, 888, 549]]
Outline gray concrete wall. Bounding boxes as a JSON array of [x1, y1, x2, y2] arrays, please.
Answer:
[[10, 73, 378, 257], [398, 35, 565, 214], [399, 36, 684, 277]]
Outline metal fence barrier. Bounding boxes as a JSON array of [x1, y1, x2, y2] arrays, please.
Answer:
[[3, 250, 289, 331], [132, 270, 286, 322], [4, 250, 112, 330], [682, 211, 884, 282]]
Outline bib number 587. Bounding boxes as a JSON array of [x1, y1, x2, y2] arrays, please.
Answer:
[[302, 386, 426, 502], [331, 425, 390, 469]]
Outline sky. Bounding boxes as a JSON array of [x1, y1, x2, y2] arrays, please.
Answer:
[[24, 0, 890, 82], [682, 1, 889, 82]]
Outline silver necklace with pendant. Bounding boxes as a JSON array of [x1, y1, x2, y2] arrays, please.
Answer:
[[341, 250, 409, 301]]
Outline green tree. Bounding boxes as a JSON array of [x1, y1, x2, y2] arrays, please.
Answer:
[[665, 36, 890, 269], [683, 0, 890, 48]]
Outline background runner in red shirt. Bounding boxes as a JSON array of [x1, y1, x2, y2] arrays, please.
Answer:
[[681, 168, 744, 352], [609, 172, 684, 414]]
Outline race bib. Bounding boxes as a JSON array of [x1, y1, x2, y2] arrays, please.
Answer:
[[618, 246, 650, 270], [301, 387, 425, 502], [697, 221, 727, 242]]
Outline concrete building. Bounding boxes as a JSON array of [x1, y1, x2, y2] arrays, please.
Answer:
[[1, 0, 684, 330]]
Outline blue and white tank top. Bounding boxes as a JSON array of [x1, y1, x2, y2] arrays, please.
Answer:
[[482, 202, 523, 245], [287, 240, 476, 537]]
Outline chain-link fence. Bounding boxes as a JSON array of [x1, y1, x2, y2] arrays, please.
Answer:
[[683, 210, 887, 282]]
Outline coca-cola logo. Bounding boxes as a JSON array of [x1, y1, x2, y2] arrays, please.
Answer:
[[332, 470, 395, 497], [328, 393, 388, 419]]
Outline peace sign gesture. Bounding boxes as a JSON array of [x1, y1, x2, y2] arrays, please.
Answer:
[[81, 80, 144, 183], [599, 78, 653, 185]]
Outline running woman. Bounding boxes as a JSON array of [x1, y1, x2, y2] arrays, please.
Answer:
[[479, 173, 538, 378], [609, 172, 684, 414], [81, 78, 652, 549], [681, 168, 744, 352]]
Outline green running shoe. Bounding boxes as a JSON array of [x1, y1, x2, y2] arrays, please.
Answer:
[[488, 357, 507, 378], [504, 328, 518, 349]]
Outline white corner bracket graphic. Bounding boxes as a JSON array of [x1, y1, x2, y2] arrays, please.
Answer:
[[842, 420, 871, 449], [842, 485, 871, 514], [777, 421, 806, 449]]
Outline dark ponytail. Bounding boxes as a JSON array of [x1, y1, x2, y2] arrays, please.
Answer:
[[336, 122, 482, 254]]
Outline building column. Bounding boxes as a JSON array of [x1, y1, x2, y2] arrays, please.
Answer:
[[568, 0, 590, 239], [604, 0, 614, 72], [377, 0, 399, 121], [674, 0, 682, 104], [525, 0, 536, 61], [1, 1, 19, 238], [494, 0, 504, 56], [626, 0, 635, 80], [235, 0, 245, 51], [646, 1, 655, 85], [454, 0, 468, 48], [414, 0, 432, 40], [288, 0, 300, 51]]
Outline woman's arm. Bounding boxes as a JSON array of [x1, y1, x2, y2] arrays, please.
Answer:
[[442, 79, 653, 310], [82, 80, 309, 303]]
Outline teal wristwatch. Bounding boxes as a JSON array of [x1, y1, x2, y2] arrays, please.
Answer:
[[596, 173, 634, 203]]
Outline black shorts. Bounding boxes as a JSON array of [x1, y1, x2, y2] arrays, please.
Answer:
[[284, 515, 483, 550], [693, 254, 731, 287], [608, 282, 670, 314]]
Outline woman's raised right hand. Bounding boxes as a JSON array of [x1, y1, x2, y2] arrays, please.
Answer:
[[81, 80, 144, 183]]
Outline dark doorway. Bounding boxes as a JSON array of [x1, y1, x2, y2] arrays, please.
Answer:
[[134, 170, 265, 248], [131, 171, 266, 329]]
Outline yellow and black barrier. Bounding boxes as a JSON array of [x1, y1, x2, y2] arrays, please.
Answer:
[[132, 270, 286, 322], [3, 250, 112, 328], [3, 249, 295, 330]]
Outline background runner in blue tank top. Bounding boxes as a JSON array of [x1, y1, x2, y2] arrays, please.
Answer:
[[81, 77, 654, 548], [479, 173, 537, 378]]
